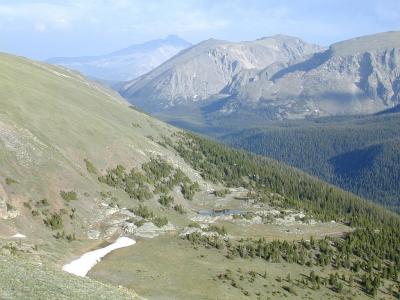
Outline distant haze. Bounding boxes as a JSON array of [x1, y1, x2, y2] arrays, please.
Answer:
[[47, 35, 191, 81], [0, 0, 399, 59]]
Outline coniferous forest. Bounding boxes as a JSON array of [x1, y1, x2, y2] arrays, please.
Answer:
[[222, 112, 400, 212]]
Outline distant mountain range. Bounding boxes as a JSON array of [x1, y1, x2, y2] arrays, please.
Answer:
[[120, 31, 400, 127], [45, 31, 400, 210], [115, 31, 400, 211], [47, 35, 191, 81], [120, 35, 323, 112]]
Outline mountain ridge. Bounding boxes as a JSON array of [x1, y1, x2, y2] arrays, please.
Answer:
[[120, 35, 324, 111], [46, 35, 191, 81], [120, 31, 400, 122], [218, 31, 400, 120]]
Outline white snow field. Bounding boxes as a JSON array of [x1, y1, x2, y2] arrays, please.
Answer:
[[62, 237, 136, 277]]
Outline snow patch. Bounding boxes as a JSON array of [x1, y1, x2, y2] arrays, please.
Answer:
[[62, 237, 135, 277], [12, 233, 26, 238]]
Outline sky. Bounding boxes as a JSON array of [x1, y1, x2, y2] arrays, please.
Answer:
[[0, 0, 399, 60]]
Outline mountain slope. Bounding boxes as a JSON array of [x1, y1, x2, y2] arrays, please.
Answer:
[[120, 35, 323, 111], [223, 112, 400, 211], [47, 35, 191, 81], [1, 53, 400, 299], [0, 255, 139, 299], [119, 31, 400, 130], [0, 51, 199, 263], [116, 32, 400, 213], [221, 31, 400, 120]]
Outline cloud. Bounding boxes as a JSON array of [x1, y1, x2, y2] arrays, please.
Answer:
[[0, 1, 75, 32], [34, 22, 47, 32], [0, 0, 399, 59]]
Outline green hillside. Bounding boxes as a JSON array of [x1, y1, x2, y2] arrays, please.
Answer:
[[0, 53, 399, 299], [0, 254, 139, 299], [223, 113, 400, 212]]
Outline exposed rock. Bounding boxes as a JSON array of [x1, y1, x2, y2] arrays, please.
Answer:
[[121, 31, 400, 124], [190, 214, 233, 224], [87, 230, 101, 240], [122, 222, 137, 235], [226, 32, 400, 119], [134, 222, 175, 239], [121, 35, 323, 111], [179, 226, 202, 237]]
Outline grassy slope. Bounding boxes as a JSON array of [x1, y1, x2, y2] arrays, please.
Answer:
[[92, 235, 366, 300], [0, 52, 184, 239], [0, 53, 190, 297], [0, 254, 138, 299], [0, 52, 175, 185]]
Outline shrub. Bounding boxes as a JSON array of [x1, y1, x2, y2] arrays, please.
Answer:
[[43, 213, 63, 230], [6, 203, 14, 210], [174, 204, 185, 214], [208, 225, 227, 235], [132, 204, 153, 219], [282, 286, 298, 296], [142, 158, 173, 182], [186, 232, 202, 243], [181, 182, 200, 200], [188, 221, 201, 228], [153, 216, 168, 228], [99, 165, 155, 201], [65, 233, 76, 242], [5, 178, 17, 185], [98, 165, 126, 187], [214, 189, 229, 197], [84, 159, 97, 174], [54, 231, 64, 239], [37, 198, 49, 206], [100, 191, 111, 199], [159, 194, 174, 207], [134, 219, 146, 227], [60, 191, 77, 201]]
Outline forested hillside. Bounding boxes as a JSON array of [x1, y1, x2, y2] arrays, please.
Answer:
[[223, 113, 400, 212]]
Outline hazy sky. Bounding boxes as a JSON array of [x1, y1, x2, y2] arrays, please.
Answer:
[[0, 0, 399, 59]]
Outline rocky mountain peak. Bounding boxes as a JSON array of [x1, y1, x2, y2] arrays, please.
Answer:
[[329, 31, 400, 57], [120, 35, 323, 111]]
